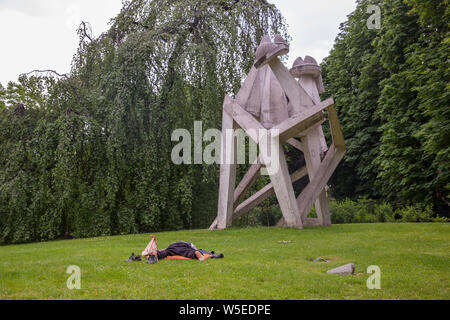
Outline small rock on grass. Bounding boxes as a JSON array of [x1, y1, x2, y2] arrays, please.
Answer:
[[327, 263, 355, 275]]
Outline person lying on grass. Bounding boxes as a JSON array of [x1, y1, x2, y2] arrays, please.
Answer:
[[141, 236, 224, 264]]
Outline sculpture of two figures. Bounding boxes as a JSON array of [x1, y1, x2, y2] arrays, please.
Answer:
[[210, 35, 346, 230]]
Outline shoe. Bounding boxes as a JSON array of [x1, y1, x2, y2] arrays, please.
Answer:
[[147, 254, 158, 264], [125, 253, 142, 262], [125, 253, 133, 262], [211, 254, 224, 259]]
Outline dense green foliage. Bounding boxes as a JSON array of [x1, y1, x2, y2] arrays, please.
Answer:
[[0, 0, 288, 244], [233, 198, 447, 228], [322, 0, 449, 213]]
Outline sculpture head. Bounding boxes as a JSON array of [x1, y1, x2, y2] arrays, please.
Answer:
[[254, 34, 289, 68], [290, 55, 322, 78], [290, 55, 325, 94]]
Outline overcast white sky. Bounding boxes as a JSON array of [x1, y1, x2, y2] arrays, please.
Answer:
[[0, 0, 357, 87]]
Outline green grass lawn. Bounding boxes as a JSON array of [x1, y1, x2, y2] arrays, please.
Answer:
[[0, 223, 449, 300]]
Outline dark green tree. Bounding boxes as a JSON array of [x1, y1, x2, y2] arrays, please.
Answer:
[[373, 0, 426, 205], [321, 0, 385, 199], [322, 0, 449, 213], [404, 0, 450, 210]]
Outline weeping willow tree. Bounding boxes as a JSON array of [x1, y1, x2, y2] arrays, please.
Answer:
[[0, 0, 288, 243]]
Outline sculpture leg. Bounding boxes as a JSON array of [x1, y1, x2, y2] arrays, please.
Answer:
[[217, 105, 237, 230], [302, 131, 331, 226], [267, 143, 303, 229], [297, 145, 345, 222]]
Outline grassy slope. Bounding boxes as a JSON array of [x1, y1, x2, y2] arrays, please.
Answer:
[[0, 223, 448, 300]]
